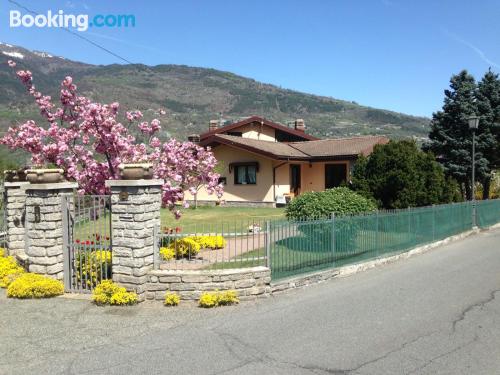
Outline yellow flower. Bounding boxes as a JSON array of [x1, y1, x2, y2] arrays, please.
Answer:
[[164, 292, 180, 306]]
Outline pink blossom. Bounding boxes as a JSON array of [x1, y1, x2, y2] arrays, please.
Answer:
[[0, 68, 223, 217]]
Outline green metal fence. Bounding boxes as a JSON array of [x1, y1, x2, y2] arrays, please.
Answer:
[[476, 199, 500, 228], [270, 201, 483, 280]]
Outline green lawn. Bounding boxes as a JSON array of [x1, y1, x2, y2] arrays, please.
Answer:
[[161, 206, 285, 233], [72, 206, 285, 241]]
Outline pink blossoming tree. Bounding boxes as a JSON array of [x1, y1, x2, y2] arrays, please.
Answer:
[[1, 60, 223, 217]]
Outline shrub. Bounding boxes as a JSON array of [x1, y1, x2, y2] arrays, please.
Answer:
[[164, 292, 180, 306], [199, 290, 239, 308], [191, 235, 226, 250], [285, 187, 377, 220], [285, 188, 377, 255], [0, 247, 5, 257], [217, 290, 239, 306], [0, 255, 25, 288], [199, 292, 218, 308], [75, 250, 112, 289], [92, 280, 138, 306], [353, 140, 463, 208], [161, 237, 201, 260], [7, 273, 64, 298], [160, 247, 176, 261]]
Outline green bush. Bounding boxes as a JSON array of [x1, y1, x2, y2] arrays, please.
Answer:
[[285, 187, 377, 220], [285, 188, 377, 255], [352, 140, 463, 209]]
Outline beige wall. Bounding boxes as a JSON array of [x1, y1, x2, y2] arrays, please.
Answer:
[[186, 144, 356, 204], [273, 162, 290, 198], [237, 123, 276, 142], [300, 161, 354, 193], [187, 145, 276, 203]]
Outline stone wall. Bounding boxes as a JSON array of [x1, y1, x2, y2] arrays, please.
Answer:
[[24, 183, 76, 280], [145, 266, 271, 301], [4, 182, 29, 258], [106, 180, 162, 302]]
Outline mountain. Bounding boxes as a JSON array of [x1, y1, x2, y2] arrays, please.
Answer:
[[0, 42, 430, 144]]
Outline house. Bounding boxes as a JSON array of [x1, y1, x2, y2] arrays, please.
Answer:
[[186, 116, 388, 207]]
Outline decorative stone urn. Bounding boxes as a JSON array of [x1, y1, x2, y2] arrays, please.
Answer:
[[118, 163, 154, 180], [25, 168, 65, 184], [4, 169, 27, 183]]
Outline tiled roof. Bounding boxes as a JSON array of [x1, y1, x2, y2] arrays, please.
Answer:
[[199, 116, 318, 141], [209, 135, 310, 158], [290, 136, 389, 157], [202, 134, 389, 160]]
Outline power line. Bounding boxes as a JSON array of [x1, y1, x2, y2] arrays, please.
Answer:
[[7, 0, 135, 64]]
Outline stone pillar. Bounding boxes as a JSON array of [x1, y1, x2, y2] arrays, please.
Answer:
[[24, 182, 77, 280], [4, 182, 29, 258], [106, 179, 162, 301]]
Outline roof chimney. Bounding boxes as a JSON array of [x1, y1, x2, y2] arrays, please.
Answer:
[[209, 120, 219, 132], [187, 134, 200, 143], [295, 119, 305, 132]]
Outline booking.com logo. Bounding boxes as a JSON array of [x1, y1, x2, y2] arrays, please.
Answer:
[[9, 10, 135, 32]]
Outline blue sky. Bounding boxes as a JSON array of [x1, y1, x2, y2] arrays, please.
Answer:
[[1, 0, 499, 117]]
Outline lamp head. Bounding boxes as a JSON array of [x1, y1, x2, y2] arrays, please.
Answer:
[[468, 116, 480, 130]]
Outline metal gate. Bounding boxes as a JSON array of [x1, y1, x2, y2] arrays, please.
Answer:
[[0, 188, 6, 250], [62, 194, 112, 293]]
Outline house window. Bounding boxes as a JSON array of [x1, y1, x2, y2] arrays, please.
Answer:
[[325, 164, 347, 189], [227, 131, 243, 137], [234, 165, 257, 185]]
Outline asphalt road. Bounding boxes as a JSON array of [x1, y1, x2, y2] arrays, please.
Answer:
[[1, 228, 500, 375]]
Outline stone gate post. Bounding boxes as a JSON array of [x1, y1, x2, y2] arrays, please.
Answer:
[[4, 181, 29, 259], [24, 182, 77, 280], [105, 179, 162, 301]]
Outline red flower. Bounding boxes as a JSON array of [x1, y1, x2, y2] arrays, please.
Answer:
[[75, 239, 80, 244], [85, 240, 91, 245]]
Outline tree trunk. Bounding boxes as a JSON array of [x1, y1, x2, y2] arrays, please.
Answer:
[[482, 177, 491, 200], [464, 182, 472, 201]]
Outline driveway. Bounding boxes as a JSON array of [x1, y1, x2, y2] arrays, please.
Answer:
[[1, 228, 500, 374]]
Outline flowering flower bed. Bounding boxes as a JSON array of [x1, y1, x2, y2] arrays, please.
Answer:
[[7, 273, 64, 299], [0, 248, 64, 299], [92, 280, 138, 306], [198, 290, 239, 308], [160, 235, 227, 261], [75, 250, 112, 289]]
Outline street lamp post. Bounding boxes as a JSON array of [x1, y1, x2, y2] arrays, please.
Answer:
[[468, 115, 480, 227]]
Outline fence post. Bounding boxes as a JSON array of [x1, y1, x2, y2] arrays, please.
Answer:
[[153, 223, 160, 270], [432, 204, 436, 241], [376, 210, 380, 257], [105, 179, 162, 302], [265, 220, 271, 268], [472, 200, 477, 228], [408, 207, 411, 244], [61, 196, 71, 290], [4, 182, 29, 258], [331, 213, 335, 262], [24, 182, 77, 280]]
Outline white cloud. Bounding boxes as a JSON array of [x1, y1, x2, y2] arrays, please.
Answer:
[[443, 28, 500, 69], [85, 32, 164, 55]]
